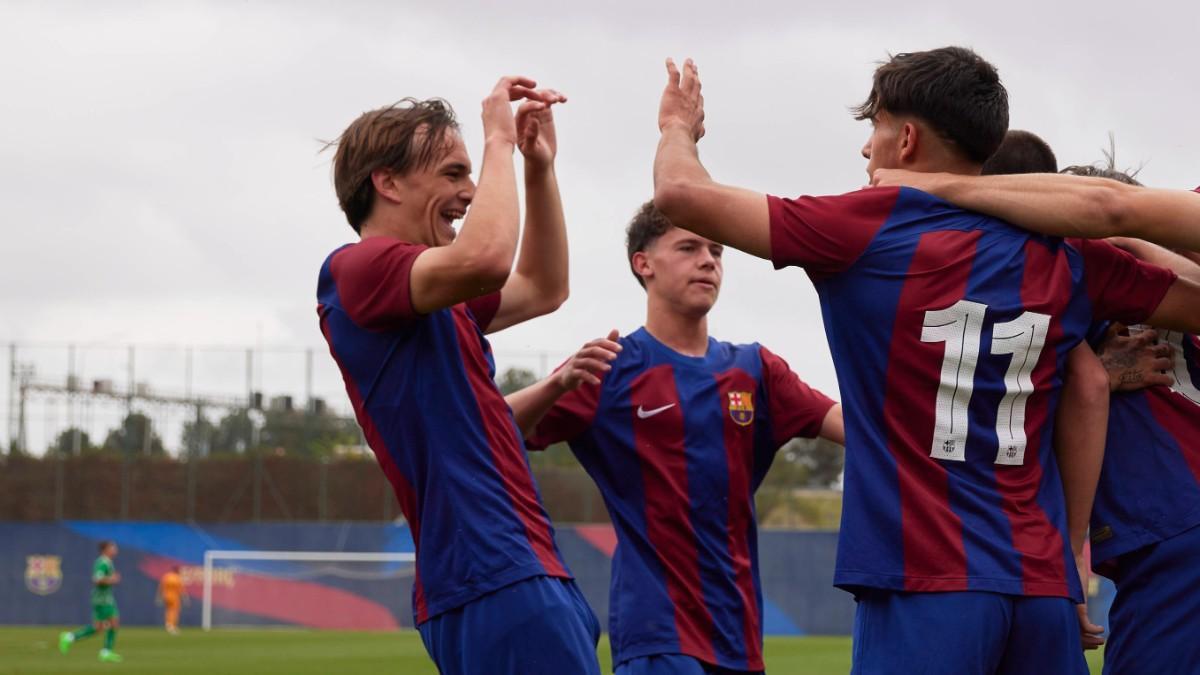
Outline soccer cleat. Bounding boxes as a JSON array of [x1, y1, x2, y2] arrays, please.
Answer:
[[98, 648, 123, 663], [58, 632, 73, 654]]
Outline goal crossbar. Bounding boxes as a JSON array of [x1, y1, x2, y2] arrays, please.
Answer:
[[201, 549, 416, 631]]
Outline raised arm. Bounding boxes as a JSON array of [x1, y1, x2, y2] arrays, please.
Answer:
[[408, 76, 542, 314], [653, 58, 772, 259], [488, 90, 572, 333], [505, 331, 621, 438], [870, 170, 1200, 252]]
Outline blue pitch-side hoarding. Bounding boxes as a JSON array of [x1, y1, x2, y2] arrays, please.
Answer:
[[0, 522, 1113, 635]]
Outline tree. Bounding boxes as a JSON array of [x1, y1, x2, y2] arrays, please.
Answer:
[[48, 427, 95, 456], [755, 436, 845, 525], [216, 409, 256, 454], [102, 412, 165, 456], [497, 367, 538, 395], [258, 408, 361, 458], [181, 413, 218, 458]]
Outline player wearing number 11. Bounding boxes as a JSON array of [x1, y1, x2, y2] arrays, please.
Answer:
[[654, 48, 1200, 674]]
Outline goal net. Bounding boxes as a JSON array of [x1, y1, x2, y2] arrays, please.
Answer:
[[201, 550, 416, 631]]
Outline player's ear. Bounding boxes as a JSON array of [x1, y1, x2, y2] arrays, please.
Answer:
[[632, 251, 653, 284], [370, 168, 405, 206], [898, 121, 919, 164]]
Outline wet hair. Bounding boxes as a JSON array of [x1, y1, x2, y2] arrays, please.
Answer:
[[625, 200, 674, 289], [982, 130, 1057, 175], [853, 46, 1009, 164], [327, 98, 460, 233]]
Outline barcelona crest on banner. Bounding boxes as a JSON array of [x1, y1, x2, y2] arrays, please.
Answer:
[[25, 555, 63, 596], [728, 391, 754, 426]]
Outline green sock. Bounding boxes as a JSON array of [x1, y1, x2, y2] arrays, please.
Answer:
[[72, 625, 96, 641], [104, 628, 115, 650]]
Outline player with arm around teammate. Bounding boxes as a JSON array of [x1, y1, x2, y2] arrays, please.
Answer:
[[506, 202, 843, 675], [1055, 165, 1200, 675], [316, 77, 600, 675], [652, 48, 1200, 674]]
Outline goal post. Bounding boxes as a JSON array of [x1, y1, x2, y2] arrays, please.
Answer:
[[201, 550, 416, 631]]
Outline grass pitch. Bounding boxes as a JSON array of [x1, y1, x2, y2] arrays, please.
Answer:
[[1, 627, 1106, 673]]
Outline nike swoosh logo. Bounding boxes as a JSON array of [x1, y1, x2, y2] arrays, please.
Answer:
[[636, 404, 676, 419]]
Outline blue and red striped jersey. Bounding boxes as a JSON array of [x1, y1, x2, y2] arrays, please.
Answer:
[[1091, 330, 1200, 576], [528, 328, 835, 670], [316, 236, 570, 624], [768, 186, 1176, 602]]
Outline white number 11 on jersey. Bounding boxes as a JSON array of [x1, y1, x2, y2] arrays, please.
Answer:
[[921, 300, 1050, 466]]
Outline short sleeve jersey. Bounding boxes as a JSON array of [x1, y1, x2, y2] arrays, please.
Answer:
[[92, 556, 115, 607], [768, 186, 1176, 601], [317, 236, 569, 624], [528, 328, 835, 670], [1091, 327, 1200, 576]]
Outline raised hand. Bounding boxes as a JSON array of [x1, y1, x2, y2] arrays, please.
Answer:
[[481, 75, 540, 146], [659, 57, 705, 141], [554, 330, 622, 391], [516, 89, 567, 170]]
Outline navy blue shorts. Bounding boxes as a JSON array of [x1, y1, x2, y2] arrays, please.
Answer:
[[616, 653, 760, 675], [1104, 523, 1200, 674], [417, 575, 600, 675], [850, 590, 1087, 675]]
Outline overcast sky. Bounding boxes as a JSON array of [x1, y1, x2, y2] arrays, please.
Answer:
[[2, 0, 1197, 453]]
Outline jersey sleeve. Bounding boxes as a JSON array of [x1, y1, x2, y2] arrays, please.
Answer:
[[466, 292, 502, 332], [1071, 238, 1177, 325], [328, 237, 428, 332], [526, 377, 602, 451], [767, 186, 900, 280], [759, 346, 837, 447]]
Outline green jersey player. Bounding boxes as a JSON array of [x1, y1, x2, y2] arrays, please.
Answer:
[[59, 540, 122, 662]]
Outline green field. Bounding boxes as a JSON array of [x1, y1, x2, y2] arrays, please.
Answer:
[[0, 627, 1107, 674]]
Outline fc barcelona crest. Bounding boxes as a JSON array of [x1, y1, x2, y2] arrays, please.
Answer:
[[25, 555, 62, 596], [728, 391, 754, 426]]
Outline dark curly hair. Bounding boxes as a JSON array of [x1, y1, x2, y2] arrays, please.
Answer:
[[625, 200, 674, 289]]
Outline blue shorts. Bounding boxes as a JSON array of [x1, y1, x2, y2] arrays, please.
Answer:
[[1104, 523, 1200, 674], [851, 590, 1087, 675], [418, 575, 600, 675], [616, 653, 761, 675]]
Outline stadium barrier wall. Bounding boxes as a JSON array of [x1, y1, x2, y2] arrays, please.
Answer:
[[0, 455, 605, 523], [1, 521, 1115, 636]]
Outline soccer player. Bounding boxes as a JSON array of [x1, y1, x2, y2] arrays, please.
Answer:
[[317, 77, 601, 675], [506, 201, 843, 674], [983, 130, 1111, 650], [158, 564, 184, 634], [652, 49, 1200, 674], [1055, 165, 1200, 675], [59, 540, 122, 662]]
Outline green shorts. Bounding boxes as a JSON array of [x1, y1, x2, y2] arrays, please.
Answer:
[[92, 604, 118, 623]]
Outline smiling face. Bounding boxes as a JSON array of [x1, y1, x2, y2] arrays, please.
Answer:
[[390, 130, 475, 246], [633, 226, 724, 317]]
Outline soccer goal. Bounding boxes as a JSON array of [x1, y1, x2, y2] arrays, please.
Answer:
[[201, 550, 416, 631]]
